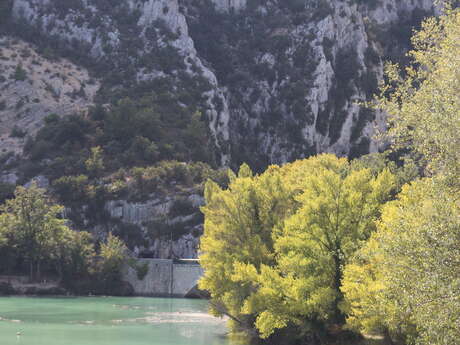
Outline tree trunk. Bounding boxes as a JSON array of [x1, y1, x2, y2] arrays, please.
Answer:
[[57, 261, 63, 282], [29, 261, 34, 282], [37, 260, 41, 282], [332, 253, 345, 324], [383, 328, 396, 345]]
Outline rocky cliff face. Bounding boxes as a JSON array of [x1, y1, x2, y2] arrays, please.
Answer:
[[185, 0, 435, 167], [104, 192, 204, 259], [0, 36, 99, 154], [11, 0, 232, 165], [9, 0, 435, 169], [2, 0, 436, 258]]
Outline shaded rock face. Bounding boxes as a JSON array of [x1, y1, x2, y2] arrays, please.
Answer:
[[103, 193, 204, 259], [211, 0, 247, 12], [9, 0, 435, 169]]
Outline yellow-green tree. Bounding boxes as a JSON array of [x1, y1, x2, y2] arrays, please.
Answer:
[[232, 156, 395, 339], [85, 146, 105, 178], [342, 8, 460, 344], [0, 216, 6, 246], [342, 178, 460, 345], [98, 234, 128, 287], [199, 154, 396, 340], [377, 6, 460, 182], [199, 163, 295, 334]]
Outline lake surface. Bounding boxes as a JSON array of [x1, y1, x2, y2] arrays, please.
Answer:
[[0, 297, 238, 345]]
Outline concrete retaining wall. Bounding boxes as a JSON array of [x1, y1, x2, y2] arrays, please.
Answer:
[[122, 259, 203, 297], [172, 264, 204, 296]]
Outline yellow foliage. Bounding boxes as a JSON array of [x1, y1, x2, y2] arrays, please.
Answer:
[[199, 154, 396, 339]]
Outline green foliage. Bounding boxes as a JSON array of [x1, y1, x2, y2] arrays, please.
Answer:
[[200, 162, 290, 335], [0, 183, 90, 281], [10, 126, 27, 138], [106, 160, 229, 201], [60, 231, 95, 283], [0, 184, 132, 294], [85, 146, 105, 178], [199, 154, 396, 340], [0, 182, 15, 204], [342, 178, 460, 345], [342, 10, 460, 345], [97, 234, 128, 286], [23, 92, 214, 182], [134, 261, 149, 280], [52, 175, 90, 204], [376, 8, 460, 183], [12, 64, 27, 81]]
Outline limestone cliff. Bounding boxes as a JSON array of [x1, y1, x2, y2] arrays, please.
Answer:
[[0, 36, 99, 154], [104, 192, 204, 259], [8, 0, 436, 168], [1, 0, 438, 258]]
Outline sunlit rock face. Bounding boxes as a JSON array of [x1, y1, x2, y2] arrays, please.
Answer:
[[0, 36, 99, 154]]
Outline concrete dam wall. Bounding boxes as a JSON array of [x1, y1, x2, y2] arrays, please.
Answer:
[[122, 259, 204, 297]]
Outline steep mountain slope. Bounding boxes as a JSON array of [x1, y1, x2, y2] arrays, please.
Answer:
[[0, 0, 437, 258], [0, 36, 99, 156], [7, 0, 435, 168]]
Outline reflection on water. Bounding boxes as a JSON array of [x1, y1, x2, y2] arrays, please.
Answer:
[[0, 297, 248, 345]]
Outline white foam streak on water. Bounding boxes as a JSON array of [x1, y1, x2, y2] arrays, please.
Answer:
[[107, 311, 228, 325]]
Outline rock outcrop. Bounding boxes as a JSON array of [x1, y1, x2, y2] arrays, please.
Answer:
[[0, 36, 99, 154], [101, 192, 204, 259]]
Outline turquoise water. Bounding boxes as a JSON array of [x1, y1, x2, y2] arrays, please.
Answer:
[[0, 297, 235, 345]]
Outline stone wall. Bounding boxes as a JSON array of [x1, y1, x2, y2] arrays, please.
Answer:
[[172, 263, 204, 297], [122, 259, 203, 297]]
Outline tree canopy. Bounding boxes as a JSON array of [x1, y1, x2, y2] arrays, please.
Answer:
[[342, 7, 460, 345], [377, 6, 460, 182], [341, 178, 460, 345], [199, 154, 396, 340], [0, 184, 129, 295], [0, 183, 73, 280]]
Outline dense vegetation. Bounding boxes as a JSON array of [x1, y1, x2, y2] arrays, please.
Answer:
[[0, 184, 131, 295], [198, 7, 460, 345], [20, 97, 213, 182]]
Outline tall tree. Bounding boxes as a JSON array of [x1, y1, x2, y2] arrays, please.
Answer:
[[0, 183, 71, 281], [232, 156, 395, 339], [199, 155, 396, 340], [199, 162, 297, 334], [377, 6, 460, 182], [98, 234, 128, 288], [342, 178, 460, 345], [341, 8, 460, 344]]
